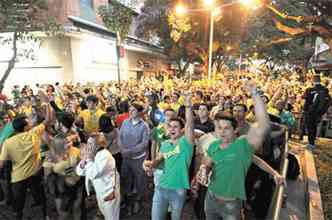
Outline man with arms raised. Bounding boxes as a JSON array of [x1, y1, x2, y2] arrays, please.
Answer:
[[144, 93, 194, 220], [195, 82, 270, 220]]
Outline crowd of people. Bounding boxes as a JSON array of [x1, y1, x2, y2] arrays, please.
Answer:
[[0, 69, 331, 220]]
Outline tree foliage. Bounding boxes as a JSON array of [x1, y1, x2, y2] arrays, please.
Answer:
[[98, 1, 136, 40], [136, 0, 332, 75]]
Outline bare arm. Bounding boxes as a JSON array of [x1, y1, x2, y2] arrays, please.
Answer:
[[246, 83, 270, 151], [270, 86, 283, 105], [184, 93, 194, 145], [253, 155, 278, 176], [253, 155, 285, 185]]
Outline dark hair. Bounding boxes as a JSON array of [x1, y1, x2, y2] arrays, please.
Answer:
[[198, 103, 210, 111], [169, 117, 185, 129], [83, 88, 90, 94], [234, 103, 248, 112], [0, 111, 8, 121], [12, 116, 28, 132], [86, 95, 98, 104], [214, 113, 237, 129], [119, 100, 129, 113], [163, 95, 171, 101], [56, 112, 75, 129], [196, 90, 204, 98], [99, 114, 114, 133], [106, 106, 116, 113], [47, 85, 55, 93], [131, 103, 144, 113]]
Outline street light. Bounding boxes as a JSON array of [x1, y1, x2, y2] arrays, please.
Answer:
[[204, 0, 214, 7], [175, 4, 187, 15], [175, 0, 260, 80]]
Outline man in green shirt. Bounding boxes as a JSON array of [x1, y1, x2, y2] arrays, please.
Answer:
[[194, 82, 270, 220], [144, 93, 194, 220]]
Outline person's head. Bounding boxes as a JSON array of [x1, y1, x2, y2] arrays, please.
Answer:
[[198, 103, 209, 120], [47, 85, 55, 95], [195, 90, 204, 101], [164, 108, 176, 123], [261, 95, 269, 104], [23, 97, 31, 107], [83, 88, 91, 96], [233, 104, 248, 121], [106, 106, 117, 118], [129, 103, 143, 119], [119, 100, 129, 113], [148, 93, 159, 106], [167, 117, 185, 140], [171, 92, 180, 103], [275, 100, 286, 111], [12, 115, 30, 133], [163, 95, 171, 104], [0, 112, 9, 129], [214, 112, 237, 143], [86, 95, 98, 110], [55, 112, 75, 133], [313, 74, 321, 85], [99, 114, 114, 133]]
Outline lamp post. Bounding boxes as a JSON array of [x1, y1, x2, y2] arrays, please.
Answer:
[[207, 9, 214, 80], [176, 0, 260, 80]]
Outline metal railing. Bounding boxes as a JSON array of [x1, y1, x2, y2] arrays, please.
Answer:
[[267, 130, 289, 220]]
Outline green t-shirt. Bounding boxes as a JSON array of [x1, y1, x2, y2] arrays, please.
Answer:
[[159, 136, 193, 190], [207, 137, 254, 200], [0, 123, 15, 145]]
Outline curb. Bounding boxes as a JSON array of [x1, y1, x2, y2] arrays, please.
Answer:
[[302, 149, 325, 220]]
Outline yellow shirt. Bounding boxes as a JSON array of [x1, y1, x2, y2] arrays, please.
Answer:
[[79, 109, 105, 134], [267, 101, 280, 117], [44, 147, 80, 176], [0, 124, 45, 183]]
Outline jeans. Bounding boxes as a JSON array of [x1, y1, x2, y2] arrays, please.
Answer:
[[205, 191, 242, 220], [121, 156, 146, 202], [152, 186, 186, 220]]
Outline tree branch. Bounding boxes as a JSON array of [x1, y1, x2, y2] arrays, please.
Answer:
[[0, 31, 17, 93]]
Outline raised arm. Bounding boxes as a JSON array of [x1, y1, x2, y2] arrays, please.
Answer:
[[246, 82, 270, 151], [184, 93, 194, 145]]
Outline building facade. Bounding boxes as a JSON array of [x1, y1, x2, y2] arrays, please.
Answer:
[[0, 0, 169, 93]]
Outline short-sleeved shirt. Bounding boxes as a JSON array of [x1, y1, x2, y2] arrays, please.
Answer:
[[0, 124, 45, 183], [79, 109, 105, 134], [207, 137, 254, 200], [159, 136, 193, 190]]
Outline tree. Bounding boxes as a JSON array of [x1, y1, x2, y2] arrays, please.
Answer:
[[98, 1, 136, 40], [0, 0, 61, 92], [98, 1, 137, 81], [136, 0, 263, 76], [241, 0, 332, 69]]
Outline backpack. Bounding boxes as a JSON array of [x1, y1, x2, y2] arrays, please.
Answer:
[[316, 88, 331, 116], [287, 153, 300, 180]]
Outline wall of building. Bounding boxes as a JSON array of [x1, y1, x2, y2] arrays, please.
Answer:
[[0, 36, 73, 94], [70, 35, 120, 82]]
